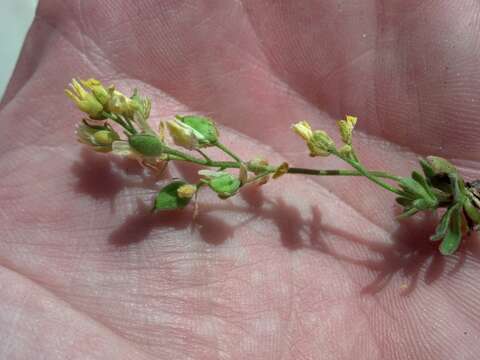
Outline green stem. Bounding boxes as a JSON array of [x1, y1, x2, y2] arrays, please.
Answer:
[[103, 112, 136, 134], [163, 146, 240, 168], [136, 114, 156, 135], [332, 150, 402, 195], [122, 115, 137, 134], [245, 170, 275, 184], [196, 149, 212, 162], [215, 142, 243, 163], [287, 167, 402, 181], [161, 146, 402, 194]]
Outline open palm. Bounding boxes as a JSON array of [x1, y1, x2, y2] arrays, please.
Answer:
[[1, 1, 480, 359]]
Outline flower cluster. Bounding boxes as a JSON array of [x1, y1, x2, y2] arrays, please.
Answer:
[[66, 78, 480, 255], [66, 78, 279, 211], [290, 115, 480, 255]]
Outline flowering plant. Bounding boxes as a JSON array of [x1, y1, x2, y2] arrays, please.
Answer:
[[66, 78, 480, 255]]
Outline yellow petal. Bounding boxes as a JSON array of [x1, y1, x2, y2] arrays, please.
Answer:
[[292, 121, 313, 141]]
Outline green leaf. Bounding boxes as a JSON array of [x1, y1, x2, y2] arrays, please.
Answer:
[[419, 158, 435, 181], [448, 173, 467, 204], [207, 173, 241, 198], [395, 197, 413, 207], [427, 156, 458, 176], [464, 198, 480, 224], [413, 199, 433, 210], [176, 115, 219, 145], [431, 188, 451, 203], [128, 133, 163, 156], [153, 181, 191, 211], [430, 204, 458, 241], [411, 171, 436, 199], [397, 207, 419, 219], [439, 205, 463, 255], [399, 177, 430, 200]]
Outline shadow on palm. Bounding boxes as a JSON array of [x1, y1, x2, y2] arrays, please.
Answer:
[[72, 150, 478, 297]]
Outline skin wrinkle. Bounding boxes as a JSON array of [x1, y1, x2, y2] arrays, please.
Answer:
[[2, 1, 480, 357], [28, 0, 434, 166], [0, 117, 422, 358], [0, 285, 29, 359], [0, 264, 154, 359]]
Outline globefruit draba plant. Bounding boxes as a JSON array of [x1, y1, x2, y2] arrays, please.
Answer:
[[66, 78, 480, 255]]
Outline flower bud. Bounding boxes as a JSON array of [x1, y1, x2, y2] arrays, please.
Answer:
[[247, 157, 269, 174], [166, 119, 202, 150], [337, 115, 357, 145], [154, 181, 192, 211], [308, 130, 335, 157], [75, 122, 119, 152], [81, 79, 110, 106], [177, 184, 197, 199], [338, 144, 353, 158], [93, 130, 117, 146], [174, 115, 219, 146], [107, 90, 136, 117], [130, 89, 152, 119], [65, 79, 105, 119], [273, 162, 289, 179], [292, 121, 313, 141]]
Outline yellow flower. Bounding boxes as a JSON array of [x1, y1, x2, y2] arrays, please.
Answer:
[[81, 78, 110, 106], [166, 119, 203, 150], [337, 115, 357, 145], [106, 89, 136, 116], [65, 79, 104, 118], [292, 121, 335, 156], [292, 121, 313, 141], [177, 184, 197, 199]]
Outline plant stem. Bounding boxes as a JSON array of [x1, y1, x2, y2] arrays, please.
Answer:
[[103, 112, 136, 134], [196, 149, 212, 162], [163, 146, 240, 168], [215, 142, 243, 163], [162, 146, 402, 195], [287, 167, 402, 181], [332, 150, 403, 195]]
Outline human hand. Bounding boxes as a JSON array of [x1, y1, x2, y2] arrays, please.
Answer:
[[1, 1, 480, 358]]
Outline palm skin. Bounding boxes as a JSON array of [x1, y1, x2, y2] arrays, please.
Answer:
[[1, 0, 480, 358]]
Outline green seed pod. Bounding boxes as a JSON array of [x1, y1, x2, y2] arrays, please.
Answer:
[[128, 134, 164, 157], [175, 115, 219, 145], [202, 171, 241, 199], [153, 180, 191, 211]]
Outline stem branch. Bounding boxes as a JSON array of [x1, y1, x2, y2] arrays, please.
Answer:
[[215, 142, 243, 163], [332, 150, 402, 195]]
